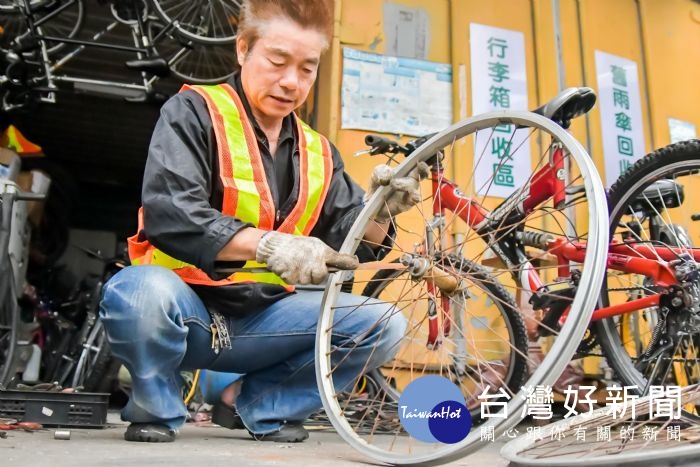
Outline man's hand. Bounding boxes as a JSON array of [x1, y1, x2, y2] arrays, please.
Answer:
[[255, 232, 359, 285], [364, 162, 430, 223]]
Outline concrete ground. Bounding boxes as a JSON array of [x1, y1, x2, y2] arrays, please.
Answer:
[[0, 412, 513, 467]]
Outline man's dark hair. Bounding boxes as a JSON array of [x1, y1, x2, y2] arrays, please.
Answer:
[[237, 0, 333, 51]]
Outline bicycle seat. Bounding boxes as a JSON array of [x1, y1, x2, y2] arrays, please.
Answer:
[[629, 179, 685, 214], [532, 87, 596, 129], [125, 91, 169, 105], [125, 57, 171, 78]]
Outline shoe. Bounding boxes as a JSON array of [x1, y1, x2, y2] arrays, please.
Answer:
[[211, 402, 245, 430], [250, 423, 309, 443], [124, 423, 176, 443]]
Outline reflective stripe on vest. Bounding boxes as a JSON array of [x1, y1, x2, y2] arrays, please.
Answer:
[[128, 83, 333, 288]]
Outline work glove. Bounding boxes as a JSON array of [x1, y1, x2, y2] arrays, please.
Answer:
[[255, 231, 359, 285], [364, 162, 430, 223]]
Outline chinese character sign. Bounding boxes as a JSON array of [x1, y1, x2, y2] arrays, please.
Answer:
[[594, 51, 646, 187], [470, 23, 529, 198]]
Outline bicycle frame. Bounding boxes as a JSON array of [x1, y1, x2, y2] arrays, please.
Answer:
[[1, 0, 177, 109], [421, 142, 700, 345]]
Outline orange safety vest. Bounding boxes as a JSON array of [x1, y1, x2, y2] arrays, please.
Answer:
[[127, 83, 333, 289]]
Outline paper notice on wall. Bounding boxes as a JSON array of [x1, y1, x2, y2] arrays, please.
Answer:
[[341, 47, 452, 136], [383, 3, 430, 59], [469, 23, 529, 198], [595, 51, 646, 187]]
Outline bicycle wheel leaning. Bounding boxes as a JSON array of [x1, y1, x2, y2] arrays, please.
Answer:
[[501, 384, 700, 466], [71, 314, 113, 391], [150, 0, 241, 45], [597, 139, 700, 406], [316, 110, 609, 465]]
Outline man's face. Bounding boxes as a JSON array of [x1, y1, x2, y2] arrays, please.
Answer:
[[237, 17, 325, 124]]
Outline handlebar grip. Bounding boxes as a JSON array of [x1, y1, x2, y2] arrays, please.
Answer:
[[364, 134, 388, 146], [692, 214, 700, 222], [364, 134, 395, 153]]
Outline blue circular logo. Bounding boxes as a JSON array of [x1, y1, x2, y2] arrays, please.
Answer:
[[398, 375, 472, 443]]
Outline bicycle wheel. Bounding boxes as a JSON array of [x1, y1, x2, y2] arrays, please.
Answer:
[[0, 0, 84, 56], [315, 111, 608, 465], [71, 318, 113, 391], [501, 384, 700, 466], [0, 189, 19, 387], [0, 276, 19, 388], [150, 0, 241, 45], [149, 21, 236, 84], [597, 139, 700, 404], [0, 0, 18, 11], [361, 257, 528, 422]]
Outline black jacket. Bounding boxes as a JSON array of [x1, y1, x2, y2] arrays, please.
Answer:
[[141, 74, 385, 317]]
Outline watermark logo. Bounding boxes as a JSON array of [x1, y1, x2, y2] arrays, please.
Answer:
[[398, 375, 472, 444]]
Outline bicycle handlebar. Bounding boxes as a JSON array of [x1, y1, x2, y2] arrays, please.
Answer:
[[363, 133, 438, 157], [364, 135, 406, 155], [15, 192, 46, 201]]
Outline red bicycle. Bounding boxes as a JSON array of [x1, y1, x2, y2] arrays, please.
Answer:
[[315, 87, 700, 464]]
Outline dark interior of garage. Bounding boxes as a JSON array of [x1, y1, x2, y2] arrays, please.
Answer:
[[3, 3, 209, 242]]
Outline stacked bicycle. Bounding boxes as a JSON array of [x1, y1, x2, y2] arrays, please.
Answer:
[[0, 165, 126, 391], [0, 0, 241, 110], [308, 86, 700, 465]]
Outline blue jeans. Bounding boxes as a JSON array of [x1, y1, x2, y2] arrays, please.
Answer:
[[99, 265, 406, 435]]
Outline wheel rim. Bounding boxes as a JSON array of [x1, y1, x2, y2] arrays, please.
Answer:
[[316, 111, 608, 465], [152, 0, 241, 45], [501, 384, 700, 466], [149, 21, 237, 84]]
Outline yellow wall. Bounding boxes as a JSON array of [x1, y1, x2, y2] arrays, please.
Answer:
[[311, 0, 699, 380], [639, 0, 700, 148], [318, 0, 699, 181]]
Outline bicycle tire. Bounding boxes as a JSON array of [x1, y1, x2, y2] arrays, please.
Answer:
[[315, 110, 608, 465], [361, 256, 529, 421], [71, 318, 112, 391], [0, 0, 85, 56], [501, 384, 700, 466], [150, 0, 241, 45], [596, 139, 700, 402], [0, 188, 20, 387], [148, 21, 236, 84], [0, 275, 19, 388]]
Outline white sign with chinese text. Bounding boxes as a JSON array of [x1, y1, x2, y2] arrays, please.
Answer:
[[595, 51, 646, 187], [340, 47, 452, 136], [470, 23, 529, 198]]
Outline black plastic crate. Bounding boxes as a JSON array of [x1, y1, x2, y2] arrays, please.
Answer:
[[0, 390, 108, 428]]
